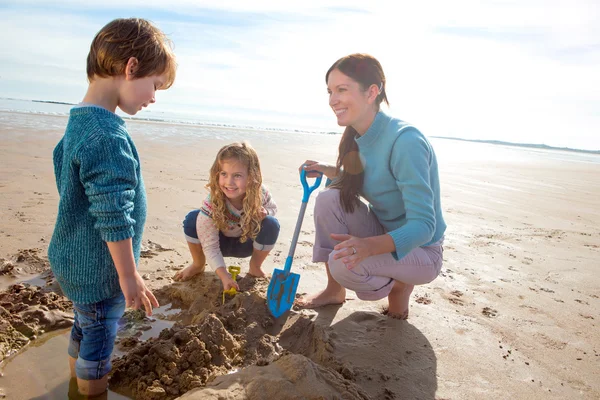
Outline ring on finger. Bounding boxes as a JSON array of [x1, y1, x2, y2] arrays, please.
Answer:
[[351, 246, 357, 255]]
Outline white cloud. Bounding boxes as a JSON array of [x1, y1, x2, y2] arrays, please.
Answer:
[[0, 1, 598, 149]]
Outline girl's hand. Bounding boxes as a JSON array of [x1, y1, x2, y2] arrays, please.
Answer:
[[300, 160, 336, 180], [259, 206, 268, 220], [221, 275, 240, 292], [330, 233, 371, 270]]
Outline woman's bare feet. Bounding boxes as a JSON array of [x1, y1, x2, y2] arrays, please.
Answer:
[[385, 280, 414, 320], [173, 263, 205, 281], [296, 286, 347, 309]]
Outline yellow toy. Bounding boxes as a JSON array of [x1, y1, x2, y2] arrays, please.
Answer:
[[222, 266, 241, 304]]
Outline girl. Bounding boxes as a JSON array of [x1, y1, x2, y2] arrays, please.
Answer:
[[174, 142, 279, 291], [297, 53, 446, 319]]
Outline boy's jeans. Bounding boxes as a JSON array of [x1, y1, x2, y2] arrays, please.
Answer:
[[68, 292, 125, 380]]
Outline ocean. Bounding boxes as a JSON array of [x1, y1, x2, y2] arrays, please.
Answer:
[[1, 97, 599, 167]]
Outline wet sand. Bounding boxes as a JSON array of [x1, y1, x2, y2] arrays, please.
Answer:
[[0, 111, 599, 399]]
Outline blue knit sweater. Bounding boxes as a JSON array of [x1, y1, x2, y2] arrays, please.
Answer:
[[356, 111, 446, 261], [48, 106, 147, 304]]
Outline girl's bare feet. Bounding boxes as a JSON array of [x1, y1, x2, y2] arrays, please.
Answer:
[[385, 280, 414, 320], [247, 266, 266, 278], [248, 249, 269, 278], [173, 263, 205, 281], [296, 286, 347, 309]]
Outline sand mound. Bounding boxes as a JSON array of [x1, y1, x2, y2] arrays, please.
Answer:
[[0, 283, 72, 361], [180, 354, 370, 400], [109, 273, 350, 399], [111, 314, 241, 399]]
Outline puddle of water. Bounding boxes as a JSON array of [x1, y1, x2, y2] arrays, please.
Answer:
[[139, 306, 177, 342], [0, 272, 48, 291], [0, 304, 181, 399], [113, 303, 179, 358], [0, 330, 130, 399], [153, 302, 181, 317]]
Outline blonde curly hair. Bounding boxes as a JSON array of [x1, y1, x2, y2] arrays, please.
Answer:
[[207, 142, 263, 243]]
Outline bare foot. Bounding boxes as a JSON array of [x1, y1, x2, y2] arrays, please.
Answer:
[[173, 263, 205, 281], [247, 267, 266, 278], [296, 287, 346, 309], [385, 281, 414, 319], [382, 307, 409, 320]]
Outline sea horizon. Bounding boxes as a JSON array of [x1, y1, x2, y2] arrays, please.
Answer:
[[1, 96, 599, 155]]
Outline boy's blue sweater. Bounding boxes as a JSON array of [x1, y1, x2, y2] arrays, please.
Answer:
[[48, 106, 146, 304], [356, 111, 446, 261]]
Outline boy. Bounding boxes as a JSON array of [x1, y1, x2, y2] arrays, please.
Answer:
[[48, 18, 176, 396]]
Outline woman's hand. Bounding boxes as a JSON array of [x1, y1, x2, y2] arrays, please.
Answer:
[[330, 233, 372, 269], [299, 160, 337, 180]]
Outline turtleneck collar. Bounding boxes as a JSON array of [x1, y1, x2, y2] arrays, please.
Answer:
[[355, 110, 391, 148]]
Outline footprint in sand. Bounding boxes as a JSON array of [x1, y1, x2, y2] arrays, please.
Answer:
[[482, 307, 498, 317], [415, 296, 432, 305], [449, 297, 465, 306], [574, 299, 590, 305], [14, 211, 30, 222], [534, 332, 567, 350], [140, 240, 174, 258], [443, 290, 465, 306]]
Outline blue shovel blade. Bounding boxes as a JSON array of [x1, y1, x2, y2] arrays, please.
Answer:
[[267, 268, 300, 318]]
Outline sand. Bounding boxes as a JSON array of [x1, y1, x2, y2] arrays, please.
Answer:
[[0, 111, 599, 399]]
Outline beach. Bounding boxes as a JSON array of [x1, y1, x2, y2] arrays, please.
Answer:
[[0, 110, 599, 399]]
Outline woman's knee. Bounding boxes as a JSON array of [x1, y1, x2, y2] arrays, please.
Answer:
[[314, 188, 341, 214], [327, 250, 365, 288]]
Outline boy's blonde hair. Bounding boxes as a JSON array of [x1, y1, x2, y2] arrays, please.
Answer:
[[208, 142, 263, 243], [87, 18, 176, 89]]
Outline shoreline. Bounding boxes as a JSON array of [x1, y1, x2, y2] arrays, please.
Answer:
[[1, 101, 599, 153]]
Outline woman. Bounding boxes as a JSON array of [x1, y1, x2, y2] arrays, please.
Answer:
[[297, 53, 446, 319]]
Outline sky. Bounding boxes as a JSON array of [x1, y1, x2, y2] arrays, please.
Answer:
[[0, 0, 598, 150]]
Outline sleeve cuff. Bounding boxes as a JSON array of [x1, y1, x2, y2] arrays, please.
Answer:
[[208, 255, 226, 271], [101, 227, 135, 243]]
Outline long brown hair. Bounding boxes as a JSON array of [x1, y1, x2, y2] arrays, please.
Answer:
[[207, 142, 263, 242], [326, 53, 389, 213]]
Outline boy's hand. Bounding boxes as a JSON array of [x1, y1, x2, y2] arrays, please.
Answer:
[[119, 272, 159, 316]]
